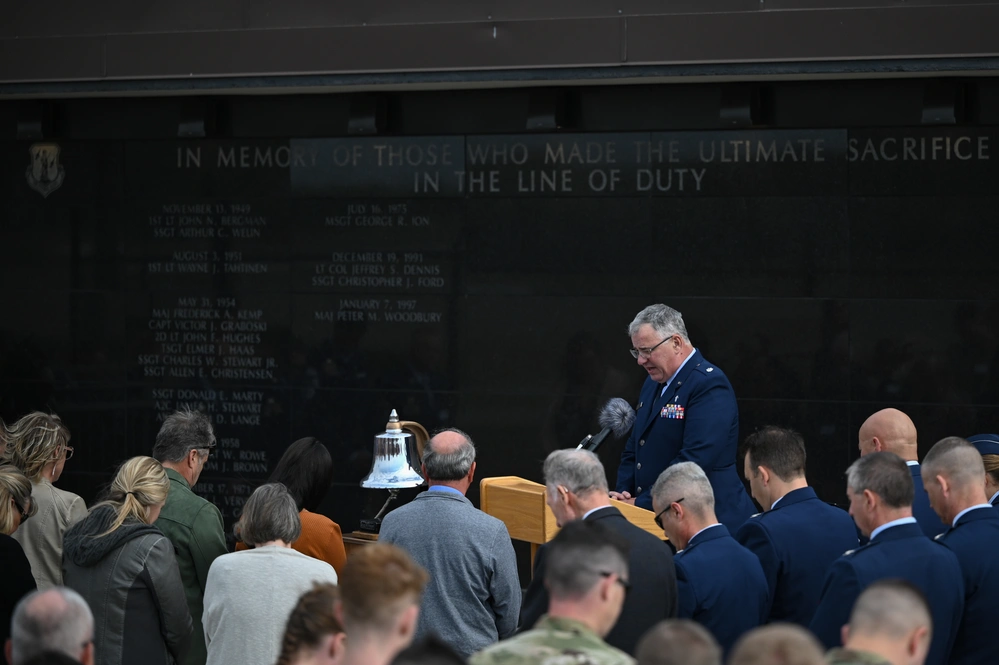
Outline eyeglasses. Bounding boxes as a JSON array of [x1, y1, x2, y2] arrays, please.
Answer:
[[599, 571, 631, 595], [199, 446, 215, 459], [12, 497, 30, 523], [630, 335, 673, 359], [654, 497, 684, 529], [63, 446, 74, 461]]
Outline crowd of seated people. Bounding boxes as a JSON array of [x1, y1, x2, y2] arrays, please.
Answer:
[[2, 406, 998, 665]]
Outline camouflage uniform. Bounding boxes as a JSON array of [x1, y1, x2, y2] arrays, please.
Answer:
[[826, 648, 893, 665], [469, 616, 634, 665]]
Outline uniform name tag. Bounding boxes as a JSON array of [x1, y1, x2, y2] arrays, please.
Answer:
[[661, 404, 685, 420]]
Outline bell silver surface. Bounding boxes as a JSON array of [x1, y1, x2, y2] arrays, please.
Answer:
[[360, 409, 430, 489]]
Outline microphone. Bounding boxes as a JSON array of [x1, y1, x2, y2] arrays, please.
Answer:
[[577, 398, 637, 452]]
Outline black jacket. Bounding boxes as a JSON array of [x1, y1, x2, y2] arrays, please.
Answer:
[[519, 506, 678, 655]]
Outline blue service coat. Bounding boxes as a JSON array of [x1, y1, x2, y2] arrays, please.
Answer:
[[674, 524, 768, 655], [809, 522, 964, 665], [734, 487, 859, 626], [615, 349, 755, 530], [936, 506, 999, 665], [910, 462, 948, 538]]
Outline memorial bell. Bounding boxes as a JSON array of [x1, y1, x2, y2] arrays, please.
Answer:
[[359, 409, 429, 532]]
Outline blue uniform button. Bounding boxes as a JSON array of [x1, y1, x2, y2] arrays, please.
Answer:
[[637, 463, 642, 470], [637, 486, 642, 493], [639, 439, 645, 446]]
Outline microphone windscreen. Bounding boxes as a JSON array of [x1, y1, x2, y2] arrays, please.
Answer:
[[598, 398, 637, 439]]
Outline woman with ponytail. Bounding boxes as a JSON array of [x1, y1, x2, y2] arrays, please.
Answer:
[[63, 456, 192, 665]]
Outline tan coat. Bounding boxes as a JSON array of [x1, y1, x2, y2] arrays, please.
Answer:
[[12, 478, 87, 588]]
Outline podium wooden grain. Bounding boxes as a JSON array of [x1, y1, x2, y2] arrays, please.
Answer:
[[480, 476, 665, 571]]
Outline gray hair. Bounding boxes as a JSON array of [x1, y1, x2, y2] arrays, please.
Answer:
[[235, 483, 302, 546], [848, 579, 932, 641], [543, 449, 608, 496], [922, 436, 985, 490], [636, 620, 722, 665], [10, 587, 94, 665], [152, 408, 215, 463], [846, 452, 914, 509], [650, 462, 715, 518], [628, 304, 690, 344], [544, 520, 629, 600], [421, 428, 476, 481]]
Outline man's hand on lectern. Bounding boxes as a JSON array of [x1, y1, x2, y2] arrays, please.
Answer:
[[609, 490, 636, 505]]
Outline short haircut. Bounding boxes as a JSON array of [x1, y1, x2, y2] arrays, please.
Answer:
[[390, 635, 466, 665], [543, 449, 609, 496], [421, 429, 476, 481], [742, 426, 807, 482], [0, 464, 37, 534], [846, 452, 914, 509], [21, 654, 81, 665], [10, 587, 94, 665], [151, 408, 215, 463], [728, 625, 825, 665], [650, 462, 715, 518], [922, 437, 985, 490], [848, 579, 932, 641], [544, 520, 629, 600], [235, 483, 302, 546], [635, 619, 721, 665], [628, 304, 690, 344], [3, 412, 71, 481], [276, 583, 343, 665], [268, 437, 334, 512], [339, 543, 428, 633]]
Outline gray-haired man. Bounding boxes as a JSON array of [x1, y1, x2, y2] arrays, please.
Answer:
[[379, 428, 521, 659], [5, 587, 94, 665]]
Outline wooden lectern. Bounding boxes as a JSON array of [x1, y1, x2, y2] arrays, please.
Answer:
[[480, 476, 664, 569]]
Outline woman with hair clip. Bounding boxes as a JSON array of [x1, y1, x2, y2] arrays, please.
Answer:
[[235, 437, 346, 574], [0, 464, 38, 645], [4, 411, 87, 589], [63, 456, 192, 665]]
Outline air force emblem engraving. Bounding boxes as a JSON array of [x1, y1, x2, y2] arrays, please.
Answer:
[[26, 143, 65, 198]]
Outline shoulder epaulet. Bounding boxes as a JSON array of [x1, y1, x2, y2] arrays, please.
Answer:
[[843, 548, 857, 556], [934, 532, 947, 541], [750, 512, 763, 519]]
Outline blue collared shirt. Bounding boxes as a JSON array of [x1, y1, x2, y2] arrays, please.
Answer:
[[952, 503, 993, 527], [427, 485, 465, 496], [660, 349, 697, 397], [870, 516, 917, 541]]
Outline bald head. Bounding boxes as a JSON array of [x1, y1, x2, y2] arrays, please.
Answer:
[[859, 409, 918, 460], [421, 428, 476, 483], [8, 587, 94, 665]]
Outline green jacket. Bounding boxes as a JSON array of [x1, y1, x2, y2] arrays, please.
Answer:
[[826, 648, 893, 665], [155, 468, 228, 665], [469, 616, 635, 665]]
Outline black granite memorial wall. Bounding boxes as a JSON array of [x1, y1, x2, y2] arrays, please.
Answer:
[[2, 82, 998, 545]]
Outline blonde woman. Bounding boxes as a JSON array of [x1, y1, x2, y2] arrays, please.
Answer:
[[63, 456, 192, 665], [4, 411, 87, 588], [0, 464, 38, 646]]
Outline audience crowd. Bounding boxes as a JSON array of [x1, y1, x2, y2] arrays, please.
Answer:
[[1, 406, 997, 665]]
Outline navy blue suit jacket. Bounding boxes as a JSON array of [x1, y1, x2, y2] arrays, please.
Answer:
[[735, 487, 859, 626], [674, 524, 768, 654], [809, 522, 964, 665], [910, 463, 948, 538], [936, 507, 999, 665], [615, 350, 755, 530]]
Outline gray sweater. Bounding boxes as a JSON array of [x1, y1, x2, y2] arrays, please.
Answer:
[[379, 489, 521, 658]]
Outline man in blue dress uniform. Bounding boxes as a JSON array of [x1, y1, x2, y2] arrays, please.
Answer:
[[967, 433, 999, 508], [611, 304, 755, 531], [735, 426, 858, 626], [921, 436, 999, 665], [651, 461, 768, 655], [857, 408, 947, 538], [809, 452, 964, 665]]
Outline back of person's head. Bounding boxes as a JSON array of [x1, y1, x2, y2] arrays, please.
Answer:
[[544, 519, 629, 601], [390, 635, 466, 665], [151, 408, 215, 463], [97, 456, 170, 535], [339, 543, 429, 637], [650, 461, 715, 519], [846, 451, 914, 509], [8, 587, 93, 665], [859, 408, 917, 455], [636, 619, 721, 665], [421, 429, 475, 482], [845, 580, 932, 656], [741, 426, 807, 482], [268, 437, 333, 512], [921, 436, 984, 489], [3, 412, 70, 481], [728, 625, 825, 665], [20, 653, 82, 665], [276, 583, 344, 665], [234, 482, 302, 547], [543, 449, 609, 496], [0, 464, 36, 535]]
